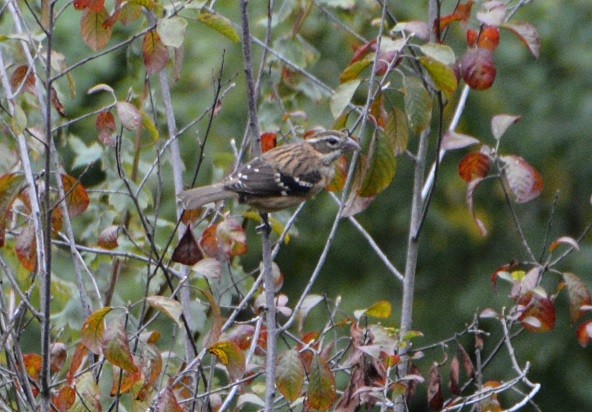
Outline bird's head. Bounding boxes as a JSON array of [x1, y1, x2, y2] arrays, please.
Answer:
[[306, 130, 360, 165]]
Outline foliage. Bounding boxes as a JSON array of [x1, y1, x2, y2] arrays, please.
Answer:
[[0, 0, 591, 411]]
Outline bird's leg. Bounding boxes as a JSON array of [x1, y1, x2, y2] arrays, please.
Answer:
[[256, 212, 272, 235]]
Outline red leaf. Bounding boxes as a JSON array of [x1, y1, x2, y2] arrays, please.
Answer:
[[143, 31, 169, 75], [260, 132, 277, 153], [96, 111, 116, 146], [501, 155, 543, 203], [460, 48, 497, 90], [562, 272, 592, 324], [437, 1, 474, 32], [576, 320, 592, 348], [171, 226, 203, 265], [517, 291, 556, 333], [458, 152, 490, 182]]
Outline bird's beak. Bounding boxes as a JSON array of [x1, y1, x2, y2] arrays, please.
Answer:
[[344, 137, 361, 152]]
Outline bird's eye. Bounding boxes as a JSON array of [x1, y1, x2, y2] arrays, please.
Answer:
[[325, 137, 339, 147]]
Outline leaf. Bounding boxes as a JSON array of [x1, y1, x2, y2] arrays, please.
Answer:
[[386, 107, 409, 155], [501, 155, 544, 203], [71, 372, 101, 411], [67, 343, 88, 384], [517, 291, 556, 333], [0, 173, 26, 247], [50, 86, 66, 117], [81, 307, 112, 354], [172, 226, 203, 265], [146, 296, 184, 327], [466, 177, 488, 236], [143, 30, 169, 75], [276, 348, 305, 403], [50, 342, 68, 373], [562, 272, 592, 324], [419, 56, 458, 99], [393, 20, 431, 40], [198, 10, 240, 43], [306, 354, 336, 411], [458, 152, 490, 182], [191, 257, 221, 279], [157, 386, 183, 412], [330, 79, 360, 119], [136, 341, 163, 401], [296, 294, 324, 333], [98, 225, 119, 249], [365, 300, 392, 319], [358, 130, 397, 197], [420, 43, 455, 65], [549, 236, 580, 253], [80, 8, 113, 51], [502, 22, 540, 59], [339, 56, 373, 83], [200, 218, 247, 260], [491, 114, 521, 140], [403, 75, 432, 134], [102, 322, 140, 375], [10, 65, 36, 94], [427, 363, 443, 411], [441, 131, 480, 151], [437, 0, 473, 31], [141, 110, 159, 141], [116, 101, 141, 131], [52, 384, 76, 411], [476, 1, 506, 26], [577, 320, 592, 348], [96, 111, 116, 146], [208, 341, 245, 381], [61, 174, 90, 217], [16, 223, 36, 271], [157, 16, 187, 48]]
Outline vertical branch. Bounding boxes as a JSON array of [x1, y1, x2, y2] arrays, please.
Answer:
[[239, 0, 276, 409]]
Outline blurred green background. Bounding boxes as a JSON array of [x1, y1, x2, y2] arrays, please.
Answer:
[[23, 0, 592, 409]]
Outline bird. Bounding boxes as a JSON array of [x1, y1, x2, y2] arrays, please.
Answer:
[[178, 130, 360, 213]]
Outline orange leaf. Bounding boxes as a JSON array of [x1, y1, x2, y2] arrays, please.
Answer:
[[80, 8, 113, 51], [143, 30, 169, 75], [10, 65, 36, 95], [458, 152, 490, 182], [53, 384, 76, 412], [67, 343, 88, 384], [23, 353, 43, 381], [61, 174, 90, 217], [260, 132, 277, 153], [437, 0, 474, 32]]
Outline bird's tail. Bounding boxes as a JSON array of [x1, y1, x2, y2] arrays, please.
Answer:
[[178, 183, 238, 210]]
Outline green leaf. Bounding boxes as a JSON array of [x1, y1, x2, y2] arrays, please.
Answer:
[[419, 56, 458, 99], [198, 10, 240, 43], [208, 341, 246, 381], [420, 43, 455, 65], [339, 56, 373, 83], [386, 107, 409, 155], [403, 75, 432, 134], [276, 348, 305, 402], [330, 79, 360, 119], [358, 129, 397, 197], [141, 111, 159, 141], [146, 296, 183, 327], [157, 16, 187, 48]]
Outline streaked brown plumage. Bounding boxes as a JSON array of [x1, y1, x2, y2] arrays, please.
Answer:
[[178, 130, 359, 212]]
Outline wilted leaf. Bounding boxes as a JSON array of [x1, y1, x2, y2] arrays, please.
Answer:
[[143, 30, 168, 75], [306, 354, 336, 411], [491, 114, 521, 140], [80, 8, 113, 51], [562, 272, 592, 324], [116, 101, 141, 131], [146, 296, 183, 327], [23, 353, 42, 381], [171, 226, 203, 265], [81, 307, 112, 354], [276, 348, 305, 403], [501, 155, 543, 203], [427, 363, 443, 411], [331, 79, 361, 119], [577, 320, 592, 348], [50, 86, 66, 117], [466, 177, 488, 236], [103, 323, 141, 396], [393, 20, 430, 40], [16, 223, 36, 271], [549, 236, 579, 253], [458, 152, 490, 182], [0, 173, 27, 247], [158, 386, 183, 412], [403, 75, 432, 134], [457, 343, 475, 378], [198, 10, 240, 43], [517, 291, 556, 333], [157, 16, 187, 48], [419, 56, 458, 99], [209, 341, 245, 381], [136, 341, 164, 401], [61, 174, 90, 217], [441, 131, 480, 151], [96, 111, 116, 146], [502, 22, 540, 59], [10, 65, 36, 94]]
